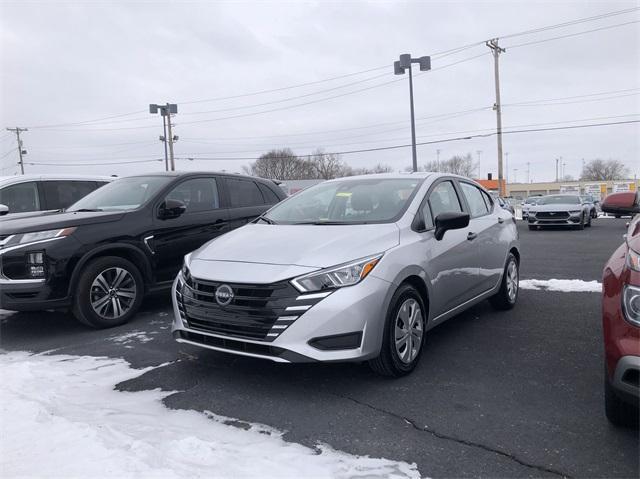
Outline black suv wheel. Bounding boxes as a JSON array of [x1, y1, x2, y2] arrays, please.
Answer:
[[73, 256, 144, 328]]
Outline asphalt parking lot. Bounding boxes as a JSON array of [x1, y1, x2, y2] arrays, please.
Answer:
[[2, 218, 638, 478]]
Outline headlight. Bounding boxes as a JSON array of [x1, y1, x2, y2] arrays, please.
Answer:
[[181, 255, 191, 281], [627, 248, 640, 272], [17, 227, 76, 245], [291, 254, 382, 293], [622, 284, 640, 327]]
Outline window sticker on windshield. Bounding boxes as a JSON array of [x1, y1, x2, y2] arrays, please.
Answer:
[[336, 192, 352, 197]]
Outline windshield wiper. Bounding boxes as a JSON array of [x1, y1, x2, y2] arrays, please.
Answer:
[[255, 216, 277, 225], [70, 208, 103, 212]]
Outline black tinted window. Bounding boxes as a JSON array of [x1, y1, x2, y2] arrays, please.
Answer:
[[43, 181, 99, 210], [227, 179, 264, 207], [0, 182, 40, 213], [460, 182, 489, 218], [428, 181, 462, 218], [166, 178, 220, 213], [257, 182, 280, 204]]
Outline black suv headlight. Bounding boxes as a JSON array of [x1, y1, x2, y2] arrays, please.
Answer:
[[622, 284, 640, 327]]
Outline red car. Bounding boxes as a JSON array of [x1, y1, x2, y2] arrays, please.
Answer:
[[602, 191, 640, 427]]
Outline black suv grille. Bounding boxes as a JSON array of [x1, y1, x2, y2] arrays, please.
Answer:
[[536, 211, 569, 220], [179, 277, 301, 341]]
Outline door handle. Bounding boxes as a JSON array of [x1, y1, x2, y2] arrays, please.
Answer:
[[467, 232, 478, 241], [498, 217, 504, 224]]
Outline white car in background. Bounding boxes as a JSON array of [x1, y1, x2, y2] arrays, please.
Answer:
[[0, 175, 112, 216]]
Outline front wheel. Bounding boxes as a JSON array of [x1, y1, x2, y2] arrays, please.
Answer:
[[489, 253, 519, 310], [586, 214, 592, 227], [73, 256, 144, 328], [369, 284, 426, 377]]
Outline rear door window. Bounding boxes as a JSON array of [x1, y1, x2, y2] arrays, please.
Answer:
[[0, 181, 41, 213], [226, 178, 265, 207], [42, 181, 99, 210], [257, 182, 280, 204]]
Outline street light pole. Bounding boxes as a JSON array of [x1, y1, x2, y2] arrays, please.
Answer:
[[150, 103, 178, 171], [394, 54, 431, 172]]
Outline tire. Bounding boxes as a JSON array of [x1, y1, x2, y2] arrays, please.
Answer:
[[605, 370, 639, 428], [73, 256, 144, 328], [489, 253, 519, 311], [369, 284, 427, 377], [615, 215, 621, 219], [586, 214, 592, 227], [576, 215, 585, 230], [528, 225, 536, 231]]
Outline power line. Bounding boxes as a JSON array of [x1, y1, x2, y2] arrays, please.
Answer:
[[27, 158, 164, 167], [505, 20, 640, 49]]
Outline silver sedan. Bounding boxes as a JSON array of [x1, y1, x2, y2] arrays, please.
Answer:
[[527, 194, 592, 230], [172, 173, 521, 377]]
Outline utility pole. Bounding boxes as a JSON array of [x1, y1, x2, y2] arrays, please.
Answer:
[[6, 127, 28, 174], [150, 103, 178, 171], [394, 54, 431, 172], [486, 38, 506, 196], [505, 152, 509, 183], [476, 150, 483, 178], [555, 158, 560, 182], [526, 161, 530, 184], [436, 149, 441, 171]]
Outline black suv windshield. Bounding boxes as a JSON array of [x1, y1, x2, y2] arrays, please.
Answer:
[[538, 195, 581, 205], [68, 176, 172, 212], [264, 178, 422, 224]]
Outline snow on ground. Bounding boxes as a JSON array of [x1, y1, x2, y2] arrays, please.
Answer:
[[108, 330, 156, 345], [0, 352, 420, 479], [520, 279, 601, 293]]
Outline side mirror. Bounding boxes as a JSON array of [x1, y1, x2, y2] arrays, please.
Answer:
[[601, 192, 640, 216], [158, 199, 186, 220], [0, 204, 8, 216], [434, 212, 470, 241]]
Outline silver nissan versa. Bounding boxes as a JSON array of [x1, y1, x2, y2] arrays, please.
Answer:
[[172, 173, 520, 376]]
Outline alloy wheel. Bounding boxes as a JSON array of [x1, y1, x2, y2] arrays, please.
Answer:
[[90, 267, 137, 319], [394, 298, 424, 364], [506, 260, 519, 302]]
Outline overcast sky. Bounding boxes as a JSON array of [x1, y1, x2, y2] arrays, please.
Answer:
[[1, 0, 638, 182]]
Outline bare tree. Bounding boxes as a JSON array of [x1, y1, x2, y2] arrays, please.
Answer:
[[244, 149, 315, 180], [310, 149, 350, 179], [347, 163, 394, 176], [422, 153, 477, 177], [580, 159, 629, 181]]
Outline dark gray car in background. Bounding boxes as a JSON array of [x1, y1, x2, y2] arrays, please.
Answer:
[[527, 194, 592, 230]]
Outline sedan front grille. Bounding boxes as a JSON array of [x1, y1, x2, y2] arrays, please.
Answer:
[[535, 211, 569, 220], [176, 276, 330, 342]]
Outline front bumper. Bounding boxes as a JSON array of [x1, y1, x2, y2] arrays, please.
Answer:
[[528, 214, 582, 226], [611, 355, 640, 405], [0, 277, 70, 311], [171, 272, 394, 363]]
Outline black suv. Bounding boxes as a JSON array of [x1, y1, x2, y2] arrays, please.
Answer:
[[0, 172, 286, 327]]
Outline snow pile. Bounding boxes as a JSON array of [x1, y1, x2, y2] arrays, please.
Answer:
[[520, 278, 601, 293], [0, 352, 419, 479]]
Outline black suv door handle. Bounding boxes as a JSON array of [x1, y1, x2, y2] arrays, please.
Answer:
[[467, 232, 478, 241]]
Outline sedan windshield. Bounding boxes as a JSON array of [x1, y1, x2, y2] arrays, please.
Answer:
[[67, 176, 172, 212], [264, 178, 422, 224], [537, 195, 581, 205]]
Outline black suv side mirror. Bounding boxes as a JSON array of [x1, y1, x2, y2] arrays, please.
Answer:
[[434, 212, 470, 241], [159, 199, 187, 220], [0, 204, 8, 216]]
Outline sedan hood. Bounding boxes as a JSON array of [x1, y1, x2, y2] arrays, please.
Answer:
[[0, 210, 125, 235], [192, 223, 400, 269], [531, 203, 582, 212]]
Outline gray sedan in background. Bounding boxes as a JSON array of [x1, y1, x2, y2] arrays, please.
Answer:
[[173, 173, 520, 377], [527, 194, 592, 230]]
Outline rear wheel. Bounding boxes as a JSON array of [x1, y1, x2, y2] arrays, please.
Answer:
[[489, 253, 519, 310], [605, 369, 639, 427], [369, 284, 426, 377], [73, 256, 144, 328]]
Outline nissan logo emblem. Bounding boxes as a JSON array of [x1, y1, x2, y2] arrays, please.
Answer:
[[215, 284, 234, 306]]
